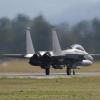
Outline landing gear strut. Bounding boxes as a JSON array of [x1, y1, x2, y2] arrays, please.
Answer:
[[66, 66, 76, 75], [66, 67, 71, 75], [72, 69, 75, 75], [45, 68, 50, 75]]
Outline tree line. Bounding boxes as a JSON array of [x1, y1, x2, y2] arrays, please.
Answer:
[[0, 14, 100, 54]]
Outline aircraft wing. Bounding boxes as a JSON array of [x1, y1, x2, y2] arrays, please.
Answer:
[[1, 27, 35, 60], [90, 54, 100, 56], [2, 54, 26, 58], [0, 54, 25, 63]]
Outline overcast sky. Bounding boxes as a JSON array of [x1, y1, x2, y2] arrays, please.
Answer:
[[0, 0, 100, 24]]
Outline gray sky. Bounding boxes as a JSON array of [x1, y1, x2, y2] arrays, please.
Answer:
[[0, 0, 100, 24]]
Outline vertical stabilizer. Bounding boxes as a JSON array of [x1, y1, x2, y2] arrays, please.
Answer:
[[26, 27, 35, 54], [52, 29, 62, 55]]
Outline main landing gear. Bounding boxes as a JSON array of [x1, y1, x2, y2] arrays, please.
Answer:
[[45, 68, 50, 75], [44, 66, 76, 76], [66, 67, 76, 75], [66, 67, 71, 75], [72, 69, 75, 75]]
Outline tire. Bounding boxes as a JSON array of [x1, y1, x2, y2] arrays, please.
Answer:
[[67, 67, 71, 75], [45, 68, 50, 75], [73, 70, 75, 75]]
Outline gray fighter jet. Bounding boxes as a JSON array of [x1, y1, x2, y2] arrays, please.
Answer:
[[3, 27, 98, 75]]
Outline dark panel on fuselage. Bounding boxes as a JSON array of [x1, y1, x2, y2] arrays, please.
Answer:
[[51, 54, 84, 65]]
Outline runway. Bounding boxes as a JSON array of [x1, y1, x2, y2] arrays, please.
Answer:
[[0, 72, 100, 78]]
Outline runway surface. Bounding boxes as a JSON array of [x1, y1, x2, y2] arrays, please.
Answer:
[[0, 72, 100, 78]]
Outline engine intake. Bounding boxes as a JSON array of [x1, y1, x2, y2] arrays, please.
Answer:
[[40, 52, 51, 67], [29, 53, 41, 66]]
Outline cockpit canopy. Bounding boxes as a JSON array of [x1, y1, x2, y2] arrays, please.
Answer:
[[71, 44, 85, 51]]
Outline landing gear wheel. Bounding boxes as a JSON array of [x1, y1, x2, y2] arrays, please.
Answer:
[[45, 68, 50, 75], [67, 67, 71, 75], [73, 69, 75, 75]]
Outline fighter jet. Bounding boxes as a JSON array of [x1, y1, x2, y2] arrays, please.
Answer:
[[3, 27, 99, 75]]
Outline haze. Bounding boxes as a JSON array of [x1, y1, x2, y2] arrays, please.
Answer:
[[0, 0, 100, 24]]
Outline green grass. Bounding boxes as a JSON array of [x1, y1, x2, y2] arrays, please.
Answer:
[[0, 77, 100, 100], [0, 60, 100, 100]]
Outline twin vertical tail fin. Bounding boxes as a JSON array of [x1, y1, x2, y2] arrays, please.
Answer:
[[26, 27, 61, 56], [52, 29, 62, 55], [26, 27, 35, 54]]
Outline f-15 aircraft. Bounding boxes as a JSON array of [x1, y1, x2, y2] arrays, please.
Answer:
[[3, 27, 99, 75]]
